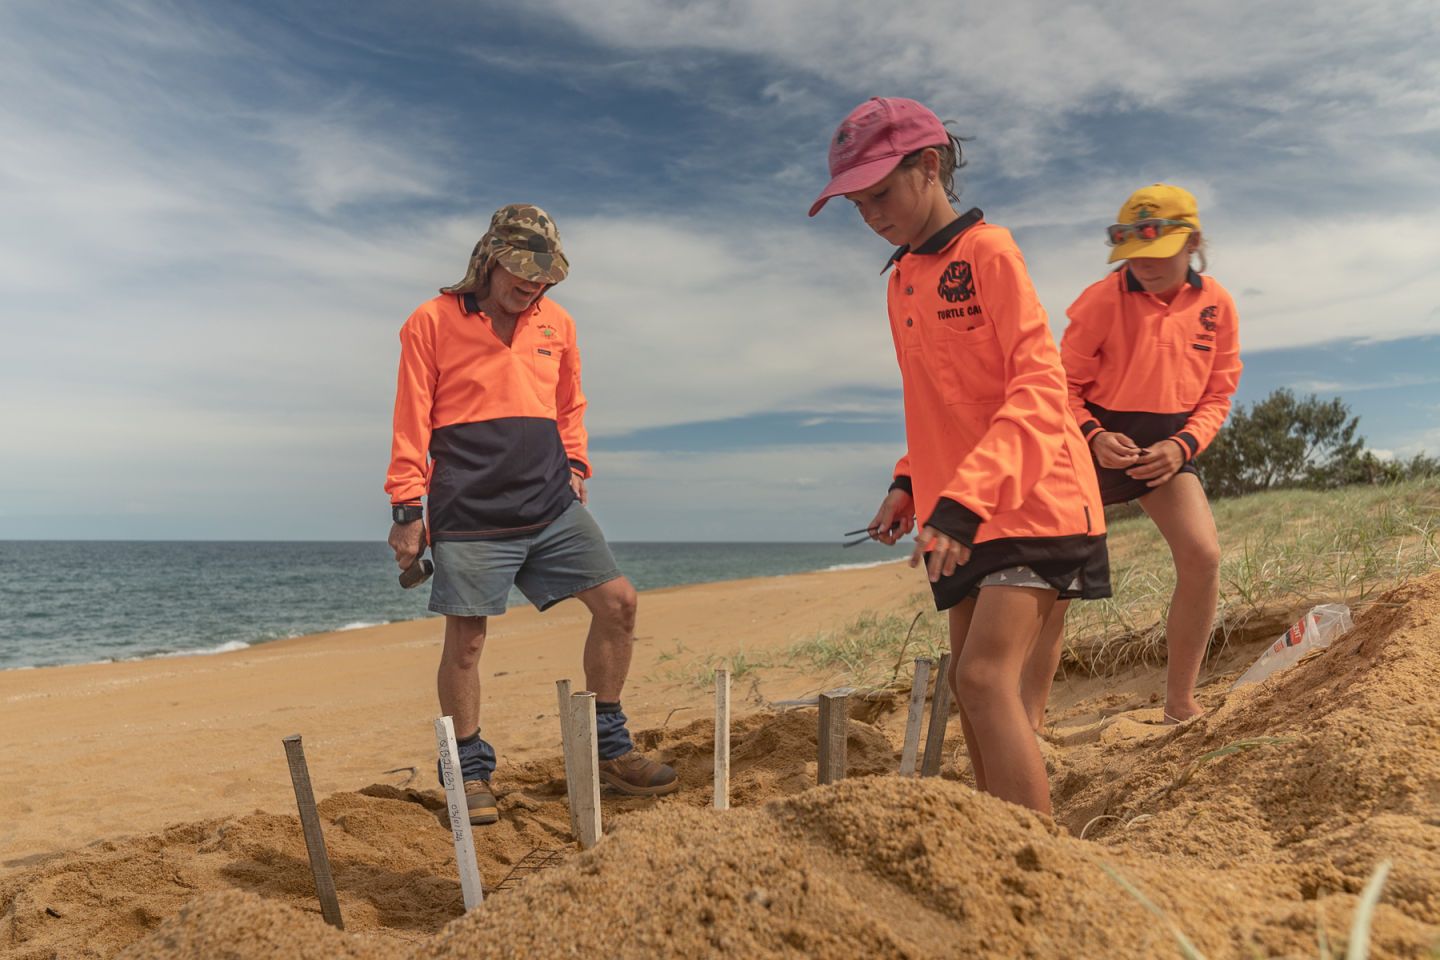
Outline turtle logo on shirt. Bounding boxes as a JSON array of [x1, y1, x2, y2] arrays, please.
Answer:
[[938, 260, 975, 303], [1198, 306, 1217, 332]]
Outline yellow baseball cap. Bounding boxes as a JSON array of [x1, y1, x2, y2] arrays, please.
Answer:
[[1106, 184, 1200, 263]]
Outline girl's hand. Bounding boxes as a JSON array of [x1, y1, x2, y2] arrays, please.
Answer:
[[1126, 439, 1186, 486], [1091, 431, 1142, 470], [910, 526, 972, 583], [868, 489, 916, 545]]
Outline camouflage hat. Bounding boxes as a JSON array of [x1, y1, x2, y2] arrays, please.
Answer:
[[440, 204, 570, 296]]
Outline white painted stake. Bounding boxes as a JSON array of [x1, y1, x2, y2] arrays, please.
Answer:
[[566, 692, 602, 849], [713, 668, 730, 810], [920, 652, 953, 777], [899, 657, 933, 777], [555, 679, 581, 838], [434, 716, 484, 909]]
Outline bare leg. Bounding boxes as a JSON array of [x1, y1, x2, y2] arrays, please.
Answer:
[[437, 615, 487, 737], [1020, 599, 1069, 734], [574, 576, 638, 700], [952, 586, 1057, 813], [1139, 472, 1221, 722], [946, 599, 984, 791]]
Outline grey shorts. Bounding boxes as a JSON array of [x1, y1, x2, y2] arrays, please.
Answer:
[[428, 501, 622, 616]]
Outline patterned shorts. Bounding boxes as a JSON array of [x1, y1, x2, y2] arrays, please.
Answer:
[[975, 566, 1080, 593]]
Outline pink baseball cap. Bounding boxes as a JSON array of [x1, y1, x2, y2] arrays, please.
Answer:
[[808, 97, 949, 217]]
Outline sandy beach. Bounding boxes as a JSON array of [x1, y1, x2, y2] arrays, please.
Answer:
[[4, 561, 1440, 958]]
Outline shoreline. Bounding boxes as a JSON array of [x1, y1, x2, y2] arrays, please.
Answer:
[[0, 554, 909, 673], [0, 560, 923, 866]]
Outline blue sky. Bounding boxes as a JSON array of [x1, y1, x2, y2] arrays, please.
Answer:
[[1, 0, 1437, 541]]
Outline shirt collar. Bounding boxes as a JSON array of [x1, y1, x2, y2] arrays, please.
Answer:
[[882, 207, 984, 272], [1122, 266, 1204, 292], [459, 292, 545, 319]]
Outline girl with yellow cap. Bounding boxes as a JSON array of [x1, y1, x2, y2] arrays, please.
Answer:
[[1026, 185, 1242, 726]]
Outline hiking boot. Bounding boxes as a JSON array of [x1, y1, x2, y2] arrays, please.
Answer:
[[464, 779, 498, 825], [597, 749, 678, 796]]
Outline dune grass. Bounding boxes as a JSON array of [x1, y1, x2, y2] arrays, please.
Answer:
[[1063, 476, 1440, 673], [658, 478, 1440, 692], [786, 477, 1440, 690], [1100, 859, 1393, 960]]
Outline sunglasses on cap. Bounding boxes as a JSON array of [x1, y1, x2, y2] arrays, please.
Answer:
[[1106, 218, 1193, 246]]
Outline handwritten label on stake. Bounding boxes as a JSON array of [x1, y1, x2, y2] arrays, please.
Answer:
[[434, 716, 484, 909]]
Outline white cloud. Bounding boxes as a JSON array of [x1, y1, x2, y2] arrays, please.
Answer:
[[2, 0, 1438, 540], [530, 0, 1440, 170], [555, 214, 900, 435], [585, 443, 908, 541]]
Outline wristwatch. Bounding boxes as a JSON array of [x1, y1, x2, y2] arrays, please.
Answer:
[[392, 503, 424, 524]]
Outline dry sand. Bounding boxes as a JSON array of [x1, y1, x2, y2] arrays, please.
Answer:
[[4, 562, 1440, 959]]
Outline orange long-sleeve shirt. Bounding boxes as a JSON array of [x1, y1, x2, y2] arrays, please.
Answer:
[[386, 292, 589, 540], [1061, 268, 1242, 462], [886, 211, 1108, 598]]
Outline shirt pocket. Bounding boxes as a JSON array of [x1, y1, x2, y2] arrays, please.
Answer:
[[934, 323, 1006, 405], [527, 343, 563, 402], [1180, 338, 1216, 400]]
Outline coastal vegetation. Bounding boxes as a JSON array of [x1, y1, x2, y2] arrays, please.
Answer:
[[668, 476, 1440, 691]]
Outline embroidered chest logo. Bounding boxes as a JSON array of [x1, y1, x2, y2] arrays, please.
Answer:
[[1193, 305, 1218, 348], [938, 260, 975, 303], [537, 325, 557, 339]]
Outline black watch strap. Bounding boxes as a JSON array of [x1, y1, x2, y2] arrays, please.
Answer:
[[392, 503, 424, 524]]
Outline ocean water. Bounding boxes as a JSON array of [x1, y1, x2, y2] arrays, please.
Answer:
[[0, 540, 907, 670]]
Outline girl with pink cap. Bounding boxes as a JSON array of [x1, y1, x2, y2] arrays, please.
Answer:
[[812, 97, 1110, 814]]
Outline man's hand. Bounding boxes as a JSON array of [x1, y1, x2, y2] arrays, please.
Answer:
[[388, 520, 426, 570], [909, 526, 972, 583], [1091, 431, 1142, 470], [1126, 439, 1186, 487], [868, 489, 916, 545], [570, 471, 587, 505]]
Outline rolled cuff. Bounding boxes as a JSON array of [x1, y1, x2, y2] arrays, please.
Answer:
[[1169, 433, 1199, 462], [923, 497, 982, 548]]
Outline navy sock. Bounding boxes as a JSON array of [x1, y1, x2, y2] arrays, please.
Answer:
[[594, 701, 634, 761], [437, 728, 496, 784]]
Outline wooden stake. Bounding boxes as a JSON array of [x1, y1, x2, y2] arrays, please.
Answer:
[[713, 668, 730, 810], [817, 691, 848, 786], [281, 734, 344, 930], [555, 679, 581, 838], [920, 652, 952, 777], [899, 657, 933, 777], [434, 717, 484, 909], [566, 692, 602, 849]]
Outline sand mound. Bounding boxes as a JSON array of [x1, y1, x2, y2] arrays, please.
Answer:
[[8, 573, 1440, 959], [1052, 576, 1440, 921], [114, 889, 406, 960]]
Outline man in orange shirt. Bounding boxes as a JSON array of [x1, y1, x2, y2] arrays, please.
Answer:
[[386, 205, 677, 825]]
